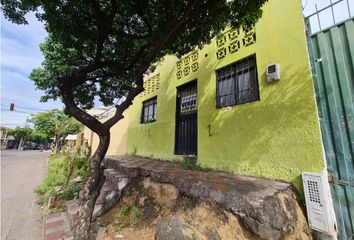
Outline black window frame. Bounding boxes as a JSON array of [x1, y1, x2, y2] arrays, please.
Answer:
[[216, 54, 259, 108], [141, 96, 157, 124]]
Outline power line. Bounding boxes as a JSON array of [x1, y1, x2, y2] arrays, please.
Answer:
[[16, 106, 50, 112], [93, 99, 121, 119], [1, 103, 51, 112]]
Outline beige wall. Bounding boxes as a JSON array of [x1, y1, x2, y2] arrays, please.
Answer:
[[82, 109, 129, 156]]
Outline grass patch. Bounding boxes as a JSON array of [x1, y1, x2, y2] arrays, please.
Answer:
[[35, 155, 66, 195], [130, 206, 139, 225], [35, 143, 91, 206], [116, 204, 140, 229], [119, 205, 130, 218], [173, 160, 213, 172]]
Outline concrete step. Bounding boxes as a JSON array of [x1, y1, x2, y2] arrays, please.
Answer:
[[104, 168, 131, 189]]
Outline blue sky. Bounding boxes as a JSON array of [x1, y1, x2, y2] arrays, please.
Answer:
[[0, 0, 353, 128], [1, 13, 63, 128]]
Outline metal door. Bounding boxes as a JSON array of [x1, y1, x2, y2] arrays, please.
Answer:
[[305, 6, 354, 238], [175, 81, 197, 156]]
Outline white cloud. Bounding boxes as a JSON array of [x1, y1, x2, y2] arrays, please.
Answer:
[[1, 12, 62, 128]]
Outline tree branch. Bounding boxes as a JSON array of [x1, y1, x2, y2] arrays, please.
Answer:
[[65, 0, 218, 133], [103, 74, 144, 128], [89, 0, 118, 61], [103, 0, 218, 129], [134, 4, 153, 34], [58, 76, 107, 135]]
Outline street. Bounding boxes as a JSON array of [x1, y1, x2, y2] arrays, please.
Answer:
[[1, 150, 50, 240]]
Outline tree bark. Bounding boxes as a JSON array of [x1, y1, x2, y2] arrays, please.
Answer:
[[53, 134, 60, 154], [73, 132, 110, 240]]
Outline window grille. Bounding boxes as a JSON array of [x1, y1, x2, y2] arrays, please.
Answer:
[[141, 97, 157, 123], [216, 55, 259, 108], [179, 88, 197, 115]]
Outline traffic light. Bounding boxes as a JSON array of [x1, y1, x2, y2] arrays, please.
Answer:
[[10, 103, 14, 111]]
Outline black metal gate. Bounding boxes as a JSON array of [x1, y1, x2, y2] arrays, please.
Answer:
[[175, 81, 197, 156]]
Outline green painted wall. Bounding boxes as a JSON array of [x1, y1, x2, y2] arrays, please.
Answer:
[[126, 0, 325, 191]]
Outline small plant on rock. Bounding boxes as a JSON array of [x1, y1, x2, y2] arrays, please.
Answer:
[[116, 204, 140, 229]]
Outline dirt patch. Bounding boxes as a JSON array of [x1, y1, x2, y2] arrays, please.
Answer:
[[142, 178, 178, 207], [277, 192, 312, 240]]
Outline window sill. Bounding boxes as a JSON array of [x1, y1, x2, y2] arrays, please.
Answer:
[[140, 119, 156, 124], [215, 99, 260, 110]]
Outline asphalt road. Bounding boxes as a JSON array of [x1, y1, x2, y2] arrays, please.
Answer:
[[1, 150, 50, 240]]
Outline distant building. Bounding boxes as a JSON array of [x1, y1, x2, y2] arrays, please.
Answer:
[[1, 127, 16, 149], [81, 108, 129, 156]]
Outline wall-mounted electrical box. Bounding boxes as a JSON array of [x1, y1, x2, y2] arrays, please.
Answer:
[[266, 63, 280, 82], [302, 172, 337, 236]]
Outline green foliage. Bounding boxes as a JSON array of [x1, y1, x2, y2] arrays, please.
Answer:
[[8, 127, 49, 144], [174, 160, 212, 172], [59, 182, 82, 200], [117, 204, 140, 229], [118, 205, 130, 218], [35, 155, 66, 194], [30, 109, 80, 139], [130, 206, 139, 225], [1, 0, 267, 109], [29, 131, 47, 142], [8, 127, 33, 140], [35, 144, 91, 205], [62, 142, 91, 187]]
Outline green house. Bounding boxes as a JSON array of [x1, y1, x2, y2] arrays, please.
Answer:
[[126, 0, 325, 192]]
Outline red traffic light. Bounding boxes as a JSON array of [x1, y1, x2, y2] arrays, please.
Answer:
[[10, 103, 14, 111]]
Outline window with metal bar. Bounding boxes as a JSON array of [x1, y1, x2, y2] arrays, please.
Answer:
[[216, 54, 259, 108], [141, 97, 157, 123]]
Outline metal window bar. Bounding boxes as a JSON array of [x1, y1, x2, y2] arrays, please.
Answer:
[[141, 97, 157, 123], [179, 86, 197, 115], [216, 55, 259, 108], [304, 0, 353, 35]]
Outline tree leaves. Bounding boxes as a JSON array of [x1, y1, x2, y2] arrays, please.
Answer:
[[2, 0, 268, 110], [8, 127, 33, 140], [30, 109, 81, 139]]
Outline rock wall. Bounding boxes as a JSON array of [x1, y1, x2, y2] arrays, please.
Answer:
[[96, 175, 312, 240]]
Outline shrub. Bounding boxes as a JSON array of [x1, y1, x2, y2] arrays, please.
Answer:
[[35, 143, 91, 206], [35, 155, 66, 194]]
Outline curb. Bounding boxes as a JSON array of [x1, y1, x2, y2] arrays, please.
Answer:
[[44, 212, 73, 240]]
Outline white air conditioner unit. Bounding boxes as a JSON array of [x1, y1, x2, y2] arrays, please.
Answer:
[[266, 63, 280, 82], [302, 172, 336, 236]]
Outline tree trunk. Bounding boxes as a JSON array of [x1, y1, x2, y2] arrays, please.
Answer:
[[74, 132, 110, 240]]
